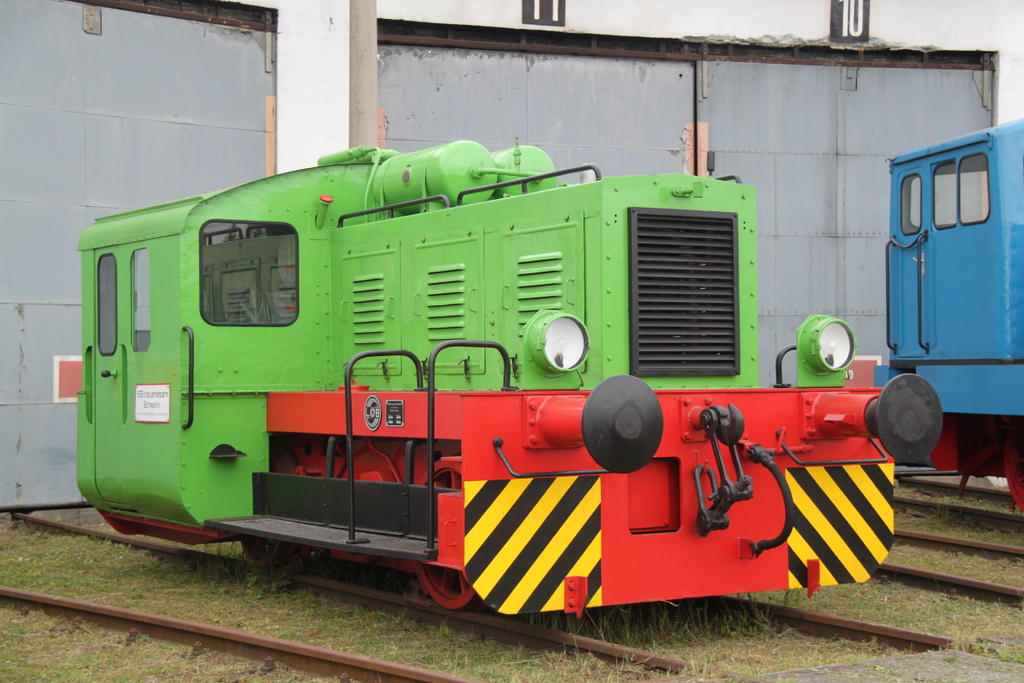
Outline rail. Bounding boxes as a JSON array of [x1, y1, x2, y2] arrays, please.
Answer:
[[425, 340, 516, 550], [338, 194, 451, 226], [0, 584, 477, 683], [456, 164, 603, 205], [341, 350, 425, 544]]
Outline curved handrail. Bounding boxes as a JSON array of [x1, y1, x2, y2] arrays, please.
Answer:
[[426, 340, 516, 550], [338, 194, 451, 227], [886, 233, 930, 354], [340, 350, 425, 543], [456, 164, 604, 206], [182, 326, 194, 430]]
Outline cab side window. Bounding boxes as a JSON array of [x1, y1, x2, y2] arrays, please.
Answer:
[[959, 153, 989, 225], [199, 221, 298, 326], [933, 153, 990, 230]]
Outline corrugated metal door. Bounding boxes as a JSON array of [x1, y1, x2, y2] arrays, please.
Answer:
[[0, 0, 275, 507], [378, 47, 695, 175], [700, 62, 991, 384]]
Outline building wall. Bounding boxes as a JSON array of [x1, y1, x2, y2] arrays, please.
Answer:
[[248, 0, 350, 173], [374, 1, 1023, 125]]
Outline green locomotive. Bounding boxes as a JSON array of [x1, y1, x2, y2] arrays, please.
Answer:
[[79, 141, 940, 612]]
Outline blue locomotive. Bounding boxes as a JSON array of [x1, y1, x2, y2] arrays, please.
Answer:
[[881, 119, 1024, 508]]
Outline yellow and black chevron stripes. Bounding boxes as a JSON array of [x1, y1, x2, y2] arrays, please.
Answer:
[[463, 476, 602, 614], [786, 463, 894, 589]]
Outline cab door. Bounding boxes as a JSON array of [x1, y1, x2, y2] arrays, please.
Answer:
[[92, 250, 129, 504], [888, 168, 930, 359], [92, 244, 178, 509]]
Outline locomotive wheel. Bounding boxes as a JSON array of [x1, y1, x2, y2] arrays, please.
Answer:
[[270, 439, 300, 475], [241, 535, 298, 567], [415, 563, 480, 610], [1004, 427, 1024, 510]]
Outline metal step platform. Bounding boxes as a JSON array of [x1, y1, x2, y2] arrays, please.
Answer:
[[205, 516, 437, 561]]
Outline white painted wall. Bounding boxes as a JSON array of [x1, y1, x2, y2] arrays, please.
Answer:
[[378, 0, 1023, 124], [240, 0, 352, 172]]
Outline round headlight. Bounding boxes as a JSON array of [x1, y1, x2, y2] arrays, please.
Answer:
[[524, 311, 589, 374], [797, 315, 857, 375], [817, 320, 855, 370]]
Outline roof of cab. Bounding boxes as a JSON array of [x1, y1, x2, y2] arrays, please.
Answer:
[[77, 193, 218, 251], [891, 118, 1024, 167]]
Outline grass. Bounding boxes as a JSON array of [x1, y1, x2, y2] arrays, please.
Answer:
[[2, 501, 1023, 681]]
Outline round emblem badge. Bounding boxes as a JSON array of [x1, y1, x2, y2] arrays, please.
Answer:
[[364, 395, 382, 431]]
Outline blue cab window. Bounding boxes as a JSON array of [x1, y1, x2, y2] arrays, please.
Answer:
[[900, 174, 921, 235], [959, 153, 989, 225], [933, 161, 956, 229]]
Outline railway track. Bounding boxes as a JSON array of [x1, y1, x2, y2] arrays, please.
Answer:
[[9, 513, 771, 683], [10, 513, 960, 664], [876, 527, 1024, 607], [0, 583, 478, 683], [897, 476, 1016, 508], [894, 528, 1024, 562], [894, 495, 1024, 533], [714, 597, 954, 653]]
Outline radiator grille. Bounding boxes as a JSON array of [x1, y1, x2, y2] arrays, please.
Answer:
[[629, 208, 739, 376]]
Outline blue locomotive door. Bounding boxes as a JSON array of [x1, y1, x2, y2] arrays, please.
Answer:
[[889, 147, 997, 363], [888, 169, 930, 359]]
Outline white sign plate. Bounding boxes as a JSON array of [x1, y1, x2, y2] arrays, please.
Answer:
[[135, 384, 172, 423]]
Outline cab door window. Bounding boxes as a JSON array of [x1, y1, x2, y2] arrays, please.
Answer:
[[900, 174, 922, 235], [933, 161, 957, 229], [133, 249, 151, 352], [97, 253, 117, 355]]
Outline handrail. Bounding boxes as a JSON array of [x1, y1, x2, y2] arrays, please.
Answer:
[[182, 326, 194, 430], [774, 345, 797, 388], [780, 439, 889, 467], [337, 194, 451, 227], [886, 233, 930, 354], [491, 438, 609, 479], [456, 164, 603, 206], [341, 350, 425, 544], [426, 341, 516, 550]]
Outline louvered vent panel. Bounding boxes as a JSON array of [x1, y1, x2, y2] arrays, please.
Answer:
[[630, 209, 739, 376], [427, 263, 468, 340], [352, 273, 385, 345], [517, 252, 564, 326]]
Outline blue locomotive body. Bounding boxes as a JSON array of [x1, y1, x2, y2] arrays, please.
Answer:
[[881, 119, 1024, 505]]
